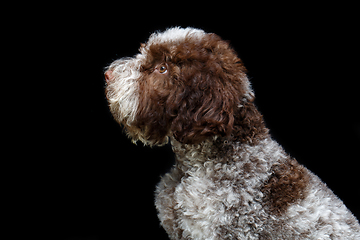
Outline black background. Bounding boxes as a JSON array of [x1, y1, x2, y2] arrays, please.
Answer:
[[10, 3, 359, 239]]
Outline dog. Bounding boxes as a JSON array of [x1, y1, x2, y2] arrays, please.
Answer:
[[105, 27, 360, 239]]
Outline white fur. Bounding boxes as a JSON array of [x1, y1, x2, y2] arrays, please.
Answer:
[[285, 174, 360, 239], [106, 56, 142, 125], [147, 27, 205, 45], [156, 138, 283, 239], [240, 77, 255, 102]]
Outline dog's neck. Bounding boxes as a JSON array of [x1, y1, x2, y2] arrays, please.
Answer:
[[169, 136, 257, 171], [168, 101, 270, 171], [170, 136, 217, 167], [169, 135, 286, 179]]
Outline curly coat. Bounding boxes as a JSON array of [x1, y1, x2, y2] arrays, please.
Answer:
[[105, 27, 360, 239], [136, 32, 261, 145]]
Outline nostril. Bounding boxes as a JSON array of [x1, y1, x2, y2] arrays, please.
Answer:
[[105, 70, 113, 83]]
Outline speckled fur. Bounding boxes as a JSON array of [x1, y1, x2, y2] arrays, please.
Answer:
[[105, 27, 360, 239], [155, 137, 360, 239]]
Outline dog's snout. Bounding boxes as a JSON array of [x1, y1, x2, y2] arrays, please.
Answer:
[[104, 70, 113, 83]]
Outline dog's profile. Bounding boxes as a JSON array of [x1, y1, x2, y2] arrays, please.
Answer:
[[105, 27, 360, 239]]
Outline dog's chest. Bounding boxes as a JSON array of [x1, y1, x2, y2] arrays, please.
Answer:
[[155, 159, 272, 240]]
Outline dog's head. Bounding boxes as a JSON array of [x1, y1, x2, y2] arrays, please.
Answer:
[[105, 27, 256, 146]]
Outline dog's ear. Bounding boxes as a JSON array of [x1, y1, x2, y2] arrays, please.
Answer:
[[170, 76, 235, 144], [131, 73, 176, 146], [170, 34, 251, 144]]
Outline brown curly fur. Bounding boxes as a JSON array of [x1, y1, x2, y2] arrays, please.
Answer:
[[262, 158, 310, 215], [133, 33, 268, 145]]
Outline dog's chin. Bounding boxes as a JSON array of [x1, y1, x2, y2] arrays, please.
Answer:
[[107, 101, 169, 146], [120, 123, 169, 147]]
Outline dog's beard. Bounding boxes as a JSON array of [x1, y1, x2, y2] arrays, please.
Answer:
[[106, 57, 141, 126]]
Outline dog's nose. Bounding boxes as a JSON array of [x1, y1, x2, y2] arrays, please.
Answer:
[[104, 70, 113, 83]]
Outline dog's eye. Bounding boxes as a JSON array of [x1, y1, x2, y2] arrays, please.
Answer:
[[159, 65, 167, 74]]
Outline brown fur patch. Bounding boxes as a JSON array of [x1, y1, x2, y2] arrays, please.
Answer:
[[261, 158, 310, 215]]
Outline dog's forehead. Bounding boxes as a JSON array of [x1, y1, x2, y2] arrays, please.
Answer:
[[147, 27, 206, 45], [137, 27, 207, 62]]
